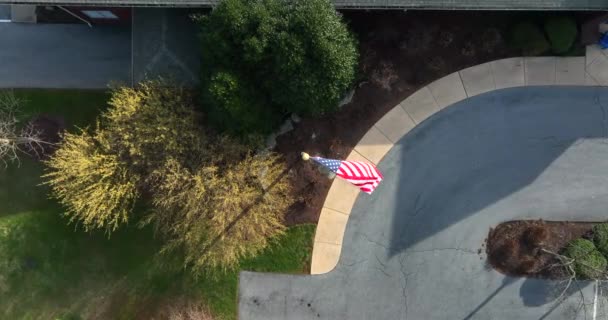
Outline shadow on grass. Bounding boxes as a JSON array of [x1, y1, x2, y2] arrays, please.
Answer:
[[0, 209, 169, 319], [0, 90, 315, 320], [0, 188, 315, 320]]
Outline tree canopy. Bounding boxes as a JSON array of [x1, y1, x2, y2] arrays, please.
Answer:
[[44, 130, 139, 232], [0, 92, 47, 165], [197, 0, 358, 136], [44, 81, 293, 271], [150, 147, 291, 272]]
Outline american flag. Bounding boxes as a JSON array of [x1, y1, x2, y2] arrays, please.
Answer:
[[311, 156, 383, 194]]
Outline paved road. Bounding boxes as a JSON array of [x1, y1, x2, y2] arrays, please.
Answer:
[[0, 23, 130, 88], [240, 86, 608, 319]]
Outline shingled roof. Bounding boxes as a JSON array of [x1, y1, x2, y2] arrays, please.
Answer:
[[1, 0, 608, 9]]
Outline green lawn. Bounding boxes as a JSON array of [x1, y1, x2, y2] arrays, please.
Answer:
[[13, 89, 110, 127], [0, 89, 108, 217], [0, 90, 315, 320], [200, 224, 315, 319]]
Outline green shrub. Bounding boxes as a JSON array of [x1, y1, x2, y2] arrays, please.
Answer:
[[510, 21, 550, 56], [563, 239, 607, 279], [593, 223, 608, 256], [205, 70, 280, 136], [197, 0, 358, 136], [544, 16, 578, 54]]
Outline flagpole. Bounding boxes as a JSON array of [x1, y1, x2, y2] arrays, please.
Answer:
[[301, 152, 336, 179], [300, 152, 382, 194]]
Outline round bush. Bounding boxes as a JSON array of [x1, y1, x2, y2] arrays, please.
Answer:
[[510, 21, 549, 56], [197, 0, 358, 137], [593, 223, 608, 256], [205, 71, 279, 136], [563, 239, 607, 279], [544, 16, 577, 54]]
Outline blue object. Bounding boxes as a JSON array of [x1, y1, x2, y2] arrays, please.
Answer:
[[600, 33, 608, 49]]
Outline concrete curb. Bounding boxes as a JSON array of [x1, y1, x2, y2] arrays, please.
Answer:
[[310, 46, 608, 274]]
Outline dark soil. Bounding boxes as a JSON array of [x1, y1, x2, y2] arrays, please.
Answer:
[[26, 114, 66, 160], [279, 11, 522, 225], [486, 220, 596, 279]]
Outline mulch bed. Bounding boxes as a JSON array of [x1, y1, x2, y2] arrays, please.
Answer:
[[278, 11, 521, 225], [25, 114, 66, 160], [486, 220, 596, 279]]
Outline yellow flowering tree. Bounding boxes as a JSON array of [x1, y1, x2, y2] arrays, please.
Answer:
[[44, 81, 202, 232], [102, 81, 204, 178], [149, 141, 292, 272], [44, 81, 294, 272], [43, 130, 139, 232]]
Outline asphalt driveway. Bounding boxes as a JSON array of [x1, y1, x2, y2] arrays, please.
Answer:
[[0, 23, 130, 88], [239, 86, 608, 319], [0, 5, 10, 21]]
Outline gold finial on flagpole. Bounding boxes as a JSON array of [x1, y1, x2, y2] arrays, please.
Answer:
[[301, 152, 310, 161]]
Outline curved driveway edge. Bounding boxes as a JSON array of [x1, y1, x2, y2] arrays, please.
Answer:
[[311, 48, 608, 274], [241, 85, 608, 320]]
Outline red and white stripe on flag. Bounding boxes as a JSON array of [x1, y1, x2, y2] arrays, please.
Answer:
[[336, 160, 383, 194]]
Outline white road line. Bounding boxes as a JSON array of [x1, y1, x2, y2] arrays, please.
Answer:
[[593, 280, 598, 320]]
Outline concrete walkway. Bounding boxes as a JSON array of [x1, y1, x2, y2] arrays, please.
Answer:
[[132, 8, 200, 86], [0, 23, 131, 88], [313, 52, 607, 275], [239, 49, 608, 319]]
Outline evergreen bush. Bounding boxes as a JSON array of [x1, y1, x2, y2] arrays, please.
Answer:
[[197, 0, 358, 137], [544, 16, 577, 54], [593, 223, 608, 257], [510, 21, 550, 56], [563, 239, 607, 279]]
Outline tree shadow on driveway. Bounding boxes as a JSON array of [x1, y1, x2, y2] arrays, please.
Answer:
[[463, 277, 518, 320], [520, 277, 593, 319], [383, 86, 608, 256]]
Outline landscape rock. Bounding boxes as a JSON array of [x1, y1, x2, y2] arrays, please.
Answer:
[[338, 89, 355, 108], [264, 118, 295, 151], [291, 113, 301, 123], [277, 119, 294, 136]]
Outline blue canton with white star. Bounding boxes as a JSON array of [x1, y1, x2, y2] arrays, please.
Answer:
[[313, 157, 342, 173]]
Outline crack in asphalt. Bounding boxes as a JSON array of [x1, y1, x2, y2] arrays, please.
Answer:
[[376, 266, 393, 278], [361, 233, 393, 251], [238, 87, 608, 320], [374, 253, 387, 268], [398, 255, 411, 320], [373, 253, 393, 278], [358, 194, 426, 254], [409, 194, 425, 218], [341, 258, 368, 268]]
